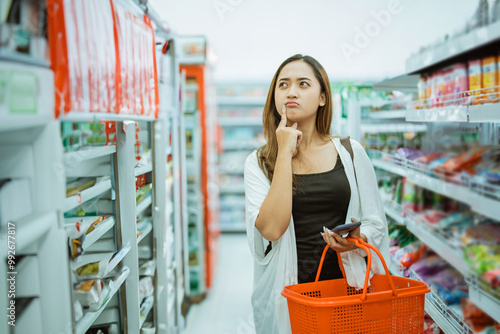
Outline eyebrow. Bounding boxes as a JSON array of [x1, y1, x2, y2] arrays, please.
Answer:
[[278, 77, 313, 82]]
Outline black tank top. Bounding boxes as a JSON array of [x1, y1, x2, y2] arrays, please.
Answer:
[[292, 154, 351, 283]]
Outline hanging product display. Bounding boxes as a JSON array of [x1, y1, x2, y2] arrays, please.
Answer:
[[47, 0, 159, 118]]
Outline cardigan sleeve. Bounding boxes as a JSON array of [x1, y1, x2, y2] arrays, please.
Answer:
[[350, 139, 390, 268], [244, 151, 277, 266]]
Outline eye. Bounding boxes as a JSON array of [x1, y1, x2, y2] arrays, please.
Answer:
[[300, 81, 310, 87], [278, 82, 288, 88]]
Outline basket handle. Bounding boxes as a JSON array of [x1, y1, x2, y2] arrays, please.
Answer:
[[315, 237, 398, 301]]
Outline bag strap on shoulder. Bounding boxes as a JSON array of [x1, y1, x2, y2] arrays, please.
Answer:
[[339, 136, 358, 185]]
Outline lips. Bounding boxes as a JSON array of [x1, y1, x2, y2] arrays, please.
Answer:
[[285, 102, 299, 107]]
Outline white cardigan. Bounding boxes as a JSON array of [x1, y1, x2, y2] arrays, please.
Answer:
[[244, 137, 390, 334]]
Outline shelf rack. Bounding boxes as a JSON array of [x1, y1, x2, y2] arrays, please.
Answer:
[[385, 205, 500, 329], [406, 21, 500, 74], [75, 266, 130, 334], [370, 151, 500, 221], [64, 178, 112, 212]]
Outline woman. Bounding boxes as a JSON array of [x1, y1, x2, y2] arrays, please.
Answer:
[[244, 54, 390, 333]]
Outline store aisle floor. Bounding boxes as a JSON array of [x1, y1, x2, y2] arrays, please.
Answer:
[[182, 233, 255, 334]]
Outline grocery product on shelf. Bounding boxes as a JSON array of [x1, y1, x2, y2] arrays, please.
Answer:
[[461, 297, 500, 333], [469, 59, 483, 103]]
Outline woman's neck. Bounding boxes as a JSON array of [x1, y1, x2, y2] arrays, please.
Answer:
[[291, 118, 326, 150]]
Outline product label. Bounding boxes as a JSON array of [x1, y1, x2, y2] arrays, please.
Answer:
[[9, 71, 38, 114], [483, 63, 497, 88]]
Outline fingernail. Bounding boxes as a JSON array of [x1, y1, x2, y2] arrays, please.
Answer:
[[323, 226, 326, 232], [282, 105, 286, 110], [293, 122, 297, 126], [320, 232, 324, 236]]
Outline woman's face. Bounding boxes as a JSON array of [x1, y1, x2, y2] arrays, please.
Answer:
[[274, 60, 326, 124]]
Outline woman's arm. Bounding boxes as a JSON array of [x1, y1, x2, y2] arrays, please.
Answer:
[[255, 151, 294, 241], [255, 106, 302, 242]]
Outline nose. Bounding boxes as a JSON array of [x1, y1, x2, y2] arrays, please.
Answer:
[[287, 83, 298, 99]]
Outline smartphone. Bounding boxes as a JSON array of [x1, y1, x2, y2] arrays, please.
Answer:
[[331, 221, 361, 234]]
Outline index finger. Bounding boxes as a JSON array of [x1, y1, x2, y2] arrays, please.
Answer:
[[278, 105, 287, 128]]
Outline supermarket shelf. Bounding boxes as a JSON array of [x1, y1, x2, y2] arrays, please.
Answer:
[[406, 98, 500, 124], [371, 159, 407, 177], [64, 178, 112, 212], [372, 74, 419, 93], [60, 111, 157, 122], [424, 290, 469, 334], [468, 103, 500, 122], [219, 117, 263, 126], [71, 243, 131, 276], [406, 106, 468, 122], [137, 220, 153, 244], [136, 195, 152, 217], [217, 96, 266, 106], [383, 204, 405, 225], [372, 158, 500, 220], [189, 265, 201, 272], [65, 216, 115, 251], [0, 51, 50, 67], [167, 293, 176, 317], [139, 260, 156, 277], [219, 185, 246, 194], [64, 146, 116, 165], [405, 169, 469, 204], [93, 307, 120, 327], [368, 110, 407, 119], [75, 266, 130, 334], [222, 142, 263, 151], [135, 163, 153, 177], [140, 295, 154, 328], [405, 218, 468, 276], [390, 255, 470, 334], [219, 200, 246, 209], [406, 20, 500, 74], [389, 255, 405, 277], [219, 222, 246, 233], [219, 168, 244, 175], [361, 123, 427, 134], [467, 279, 500, 324], [16, 211, 56, 254]]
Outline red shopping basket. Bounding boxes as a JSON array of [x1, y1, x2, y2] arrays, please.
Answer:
[[281, 237, 430, 333]]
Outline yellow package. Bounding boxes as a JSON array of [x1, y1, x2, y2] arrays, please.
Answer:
[[76, 262, 99, 276], [482, 56, 498, 103], [468, 60, 482, 104], [86, 217, 103, 235], [497, 54, 500, 94]]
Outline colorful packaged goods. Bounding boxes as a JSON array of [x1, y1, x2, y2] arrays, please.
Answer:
[[418, 77, 427, 108], [437, 146, 490, 176], [464, 244, 500, 276], [468, 59, 483, 104], [461, 298, 500, 333], [452, 63, 469, 102], [482, 56, 498, 103]]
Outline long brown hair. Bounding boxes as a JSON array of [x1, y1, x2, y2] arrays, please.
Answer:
[[257, 54, 333, 185]]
